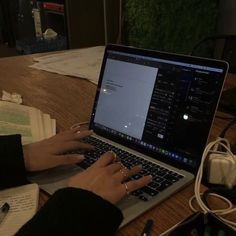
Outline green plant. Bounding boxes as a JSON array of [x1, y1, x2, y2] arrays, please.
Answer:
[[123, 0, 219, 57]]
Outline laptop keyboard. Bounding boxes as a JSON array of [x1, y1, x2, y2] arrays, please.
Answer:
[[76, 136, 184, 202]]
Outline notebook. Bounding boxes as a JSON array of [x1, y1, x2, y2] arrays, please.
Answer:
[[0, 184, 39, 236], [30, 44, 228, 227]]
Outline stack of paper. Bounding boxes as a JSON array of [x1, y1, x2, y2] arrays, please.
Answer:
[[0, 101, 56, 144], [30, 46, 105, 85]]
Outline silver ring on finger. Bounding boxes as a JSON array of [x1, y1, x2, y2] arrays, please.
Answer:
[[124, 182, 130, 195], [120, 168, 128, 178]]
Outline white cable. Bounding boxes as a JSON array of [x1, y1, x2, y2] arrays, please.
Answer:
[[217, 207, 236, 215], [189, 193, 233, 213], [70, 121, 89, 130], [221, 218, 236, 228], [190, 137, 236, 229]]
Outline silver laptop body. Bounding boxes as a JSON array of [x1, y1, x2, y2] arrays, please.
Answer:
[[29, 44, 228, 227]]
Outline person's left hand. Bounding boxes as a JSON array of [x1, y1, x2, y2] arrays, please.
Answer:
[[23, 128, 93, 171]]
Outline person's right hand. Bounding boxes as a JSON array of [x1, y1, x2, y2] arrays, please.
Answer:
[[67, 151, 152, 204]]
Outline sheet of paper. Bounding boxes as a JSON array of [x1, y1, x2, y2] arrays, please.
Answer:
[[29, 46, 105, 84], [0, 101, 40, 144], [0, 101, 56, 144], [0, 184, 39, 236], [51, 118, 56, 136], [43, 113, 54, 138]]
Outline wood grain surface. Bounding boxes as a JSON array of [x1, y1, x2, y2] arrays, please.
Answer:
[[0, 54, 235, 235]]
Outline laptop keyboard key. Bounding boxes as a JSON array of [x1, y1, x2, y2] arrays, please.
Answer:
[[156, 180, 173, 192], [153, 176, 164, 183], [141, 186, 159, 197], [138, 195, 148, 202], [148, 182, 161, 189], [163, 174, 179, 183], [132, 189, 143, 197]]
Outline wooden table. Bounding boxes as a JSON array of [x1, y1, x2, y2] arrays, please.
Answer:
[[0, 54, 235, 235]]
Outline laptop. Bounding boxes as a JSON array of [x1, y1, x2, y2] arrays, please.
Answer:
[[30, 44, 228, 227]]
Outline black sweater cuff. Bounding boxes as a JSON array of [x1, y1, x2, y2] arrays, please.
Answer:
[[17, 188, 123, 236], [0, 135, 27, 189]]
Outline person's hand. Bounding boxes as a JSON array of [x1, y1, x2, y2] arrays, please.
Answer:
[[67, 151, 152, 204], [23, 128, 93, 171]]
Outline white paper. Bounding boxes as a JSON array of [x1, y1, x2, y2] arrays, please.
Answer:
[[29, 46, 105, 85], [0, 184, 39, 236], [0, 101, 56, 144]]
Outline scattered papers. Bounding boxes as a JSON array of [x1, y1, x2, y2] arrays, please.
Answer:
[[2, 90, 23, 104], [30, 46, 105, 85], [0, 101, 56, 144]]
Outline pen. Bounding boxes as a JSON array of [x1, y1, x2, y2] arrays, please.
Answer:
[[0, 202, 10, 224], [141, 219, 153, 236]]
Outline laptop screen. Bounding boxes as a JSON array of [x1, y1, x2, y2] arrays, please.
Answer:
[[90, 45, 228, 173]]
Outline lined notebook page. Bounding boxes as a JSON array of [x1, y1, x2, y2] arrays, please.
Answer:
[[0, 184, 39, 236]]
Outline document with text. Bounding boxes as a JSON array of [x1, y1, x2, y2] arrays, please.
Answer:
[[0, 184, 39, 236]]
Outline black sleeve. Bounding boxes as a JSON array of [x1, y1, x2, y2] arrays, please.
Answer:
[[0, 135, 28, 190], [16, 188, 124, 236]]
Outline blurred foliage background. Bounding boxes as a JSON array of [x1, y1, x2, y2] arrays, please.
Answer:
[[123, 0, 219, 57]]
